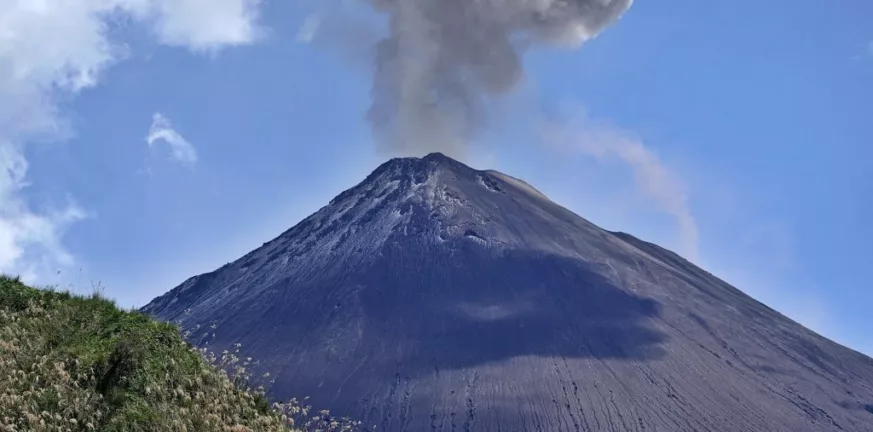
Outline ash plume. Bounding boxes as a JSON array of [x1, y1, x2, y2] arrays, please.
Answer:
[[361, 0, 633, 157]]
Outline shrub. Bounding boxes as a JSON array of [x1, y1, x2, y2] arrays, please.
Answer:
[[0, 275, 362, 431]]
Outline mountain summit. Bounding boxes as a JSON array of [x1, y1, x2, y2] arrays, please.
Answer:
[[144, 153, 873, 432]]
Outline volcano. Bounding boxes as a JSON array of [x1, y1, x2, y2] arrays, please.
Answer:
[[144, 153, 873, 431]]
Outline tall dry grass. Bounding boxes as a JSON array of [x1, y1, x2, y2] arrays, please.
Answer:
[[0, 275, 361, 432]]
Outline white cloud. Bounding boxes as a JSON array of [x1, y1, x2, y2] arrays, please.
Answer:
[[145, 0, 264, 51], [543, 108, 700, 261], [296, 14, 322, 44], [147, 113, 198, 166], [0, 0, 263, 281], [0, 145, 86, 279]]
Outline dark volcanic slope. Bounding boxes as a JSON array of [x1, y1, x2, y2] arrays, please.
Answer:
[[144, 153, 873, 432]]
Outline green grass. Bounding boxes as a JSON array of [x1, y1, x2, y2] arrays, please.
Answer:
[[0, 275, 360, 432]]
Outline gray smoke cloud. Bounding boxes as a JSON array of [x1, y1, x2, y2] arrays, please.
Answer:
[[361, 0, 633, 156]]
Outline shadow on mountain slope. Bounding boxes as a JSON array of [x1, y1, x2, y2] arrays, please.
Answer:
[[355, 242, 668, 369], [208, 241, 669, 414]]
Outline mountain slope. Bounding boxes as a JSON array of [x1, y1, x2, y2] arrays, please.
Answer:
[[144, 153, 873, 432]]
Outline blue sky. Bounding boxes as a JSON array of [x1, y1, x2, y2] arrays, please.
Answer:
[[1, 1, 870, 356]]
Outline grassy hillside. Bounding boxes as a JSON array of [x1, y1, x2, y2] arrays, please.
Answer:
[[0, 275, 358, 432]]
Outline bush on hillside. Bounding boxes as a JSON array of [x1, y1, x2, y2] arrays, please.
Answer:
[[0, 275, 361, 432]]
